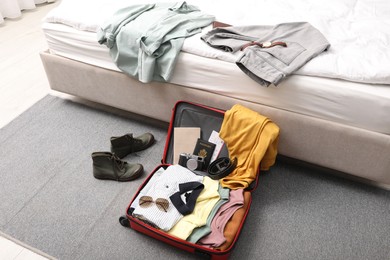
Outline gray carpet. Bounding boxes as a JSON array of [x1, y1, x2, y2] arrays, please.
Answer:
[[1, 95, 389, 260]]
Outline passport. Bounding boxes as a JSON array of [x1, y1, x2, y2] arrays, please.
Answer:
[[193, 138, 216, 170]]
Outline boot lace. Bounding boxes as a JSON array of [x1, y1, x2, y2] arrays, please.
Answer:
[[111, 153, 126, 180], [129, 136, 143, 152]]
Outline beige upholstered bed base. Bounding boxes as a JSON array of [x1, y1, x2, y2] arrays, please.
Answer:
[[40, 50, 390, 187]]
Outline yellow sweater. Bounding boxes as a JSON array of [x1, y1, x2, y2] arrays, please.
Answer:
[[219, 104, 280, 189]]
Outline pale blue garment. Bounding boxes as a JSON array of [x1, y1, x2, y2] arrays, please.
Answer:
[[186, 184, 230, 243], [97, 2, 214, 83]]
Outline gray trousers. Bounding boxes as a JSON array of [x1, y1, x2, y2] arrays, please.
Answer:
[[201, 22, 330, 86]]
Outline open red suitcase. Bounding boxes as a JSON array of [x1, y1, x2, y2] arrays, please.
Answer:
[[119, 101, 260, 259]]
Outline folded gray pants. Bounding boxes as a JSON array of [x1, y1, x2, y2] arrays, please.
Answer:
[[201, 22, 330, 86]]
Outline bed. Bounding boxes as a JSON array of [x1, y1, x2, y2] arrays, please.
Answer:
[[40, 0, 390, 187], [0, 0, 55, 23]]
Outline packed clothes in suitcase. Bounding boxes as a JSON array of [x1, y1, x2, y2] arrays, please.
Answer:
[[119, 101, 280, 259]]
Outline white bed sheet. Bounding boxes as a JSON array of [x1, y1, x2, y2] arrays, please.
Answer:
[[42, 22, 390, 135], [43, 0, 390, 85]]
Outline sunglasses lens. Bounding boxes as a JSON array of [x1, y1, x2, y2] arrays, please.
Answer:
[[156, 198, 169, 212], [139, 196, 153, 208]]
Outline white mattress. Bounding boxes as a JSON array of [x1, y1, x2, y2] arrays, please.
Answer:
[[42, 22, 390, 135], [43, 0, 390, 85]]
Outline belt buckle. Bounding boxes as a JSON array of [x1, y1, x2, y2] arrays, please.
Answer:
[[207, 157, 237, 180], [261, 41, 272, 48]]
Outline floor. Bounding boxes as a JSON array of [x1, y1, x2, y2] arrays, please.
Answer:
[[0, 1, 60, 259], [0, 1, 60, 129], [0, 232, 53, 260]]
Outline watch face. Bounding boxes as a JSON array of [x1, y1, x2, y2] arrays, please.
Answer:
[[262, 41, 272, 48]]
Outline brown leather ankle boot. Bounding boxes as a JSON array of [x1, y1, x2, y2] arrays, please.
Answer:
[[110, 133, 155, 158], [92, 152, 143, 181]]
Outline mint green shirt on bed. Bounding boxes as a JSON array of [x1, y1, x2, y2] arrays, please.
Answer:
[[97, 2, 214, 83]]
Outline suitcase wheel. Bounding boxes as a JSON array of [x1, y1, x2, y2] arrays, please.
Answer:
[[119, 215, 130, 227]]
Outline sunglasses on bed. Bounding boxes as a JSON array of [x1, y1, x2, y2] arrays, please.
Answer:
[[139, 196, 170, 212]]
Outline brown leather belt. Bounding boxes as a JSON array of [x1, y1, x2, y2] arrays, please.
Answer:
[[240, 41, 287, 51]]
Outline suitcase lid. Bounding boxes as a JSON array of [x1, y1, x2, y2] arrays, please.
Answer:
[[162, 101, 259, 191], [162, 101, 228, 165]]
